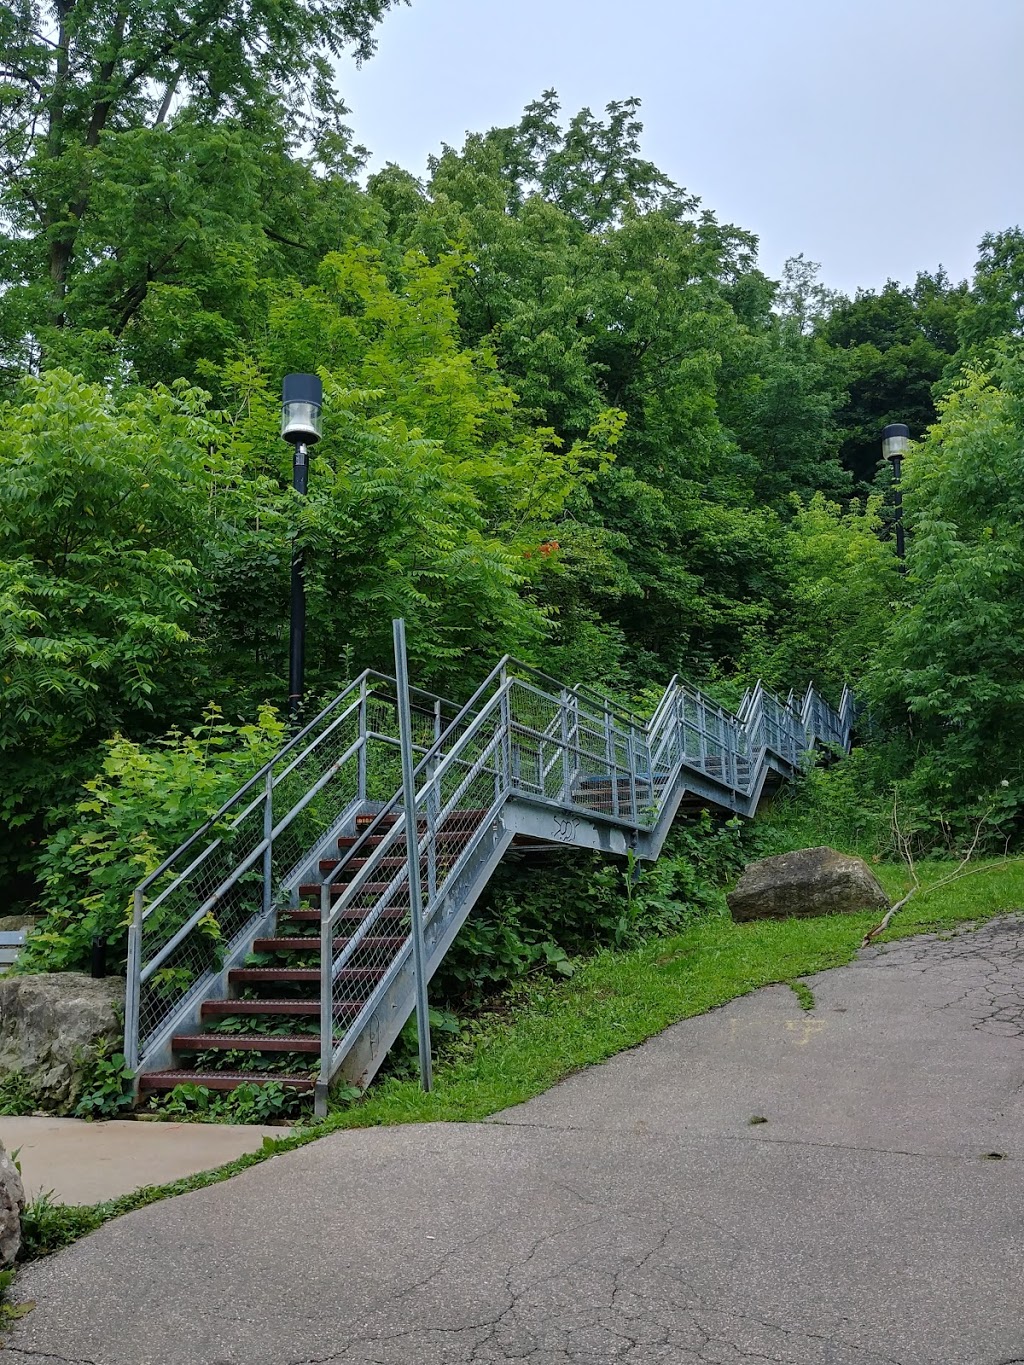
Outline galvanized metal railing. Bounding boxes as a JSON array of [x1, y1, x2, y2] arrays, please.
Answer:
[[312, 659, 853, 1103], [126, 651, 853, 1088], [125, 671, 469, 1074]]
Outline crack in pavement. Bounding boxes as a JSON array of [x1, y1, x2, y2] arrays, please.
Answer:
[[486, 1115, 1015, 1163], [1, 1351, 98, 1365]]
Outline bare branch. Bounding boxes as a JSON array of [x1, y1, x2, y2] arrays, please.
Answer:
[[862, 796, 1011, 946]]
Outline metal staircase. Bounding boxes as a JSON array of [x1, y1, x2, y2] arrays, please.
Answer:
[[125, 656, 854, 1115]]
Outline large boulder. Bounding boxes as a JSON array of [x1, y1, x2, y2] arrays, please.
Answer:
[[0, 974, 125, 1113], [727, 846, 889, 922], [0, 1142, 24, 1266]]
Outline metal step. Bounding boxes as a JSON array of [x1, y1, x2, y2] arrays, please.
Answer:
[[228, 966, 384, 984], [299, 881, 421, 899], [172, 1033, 320, 1054], [139, 1070, 315, 1093], [253, 936, 406, 954], [337, 830, 473, 852], [281, 907, 405, 925], [201, 999, 359, 1019]]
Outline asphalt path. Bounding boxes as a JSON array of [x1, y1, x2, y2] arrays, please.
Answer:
[[5, 916, 1024, 1365]]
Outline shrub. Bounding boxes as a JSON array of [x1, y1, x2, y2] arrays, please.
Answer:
[[21, 706, 287, 974]]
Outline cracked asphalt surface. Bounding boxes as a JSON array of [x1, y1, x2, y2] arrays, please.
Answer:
[[5, 916, 1024, 1365]]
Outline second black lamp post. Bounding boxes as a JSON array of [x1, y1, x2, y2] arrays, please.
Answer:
[[281, 373, 323, 719], [882, 422, 910, 566]]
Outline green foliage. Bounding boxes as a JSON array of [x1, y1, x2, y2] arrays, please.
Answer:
[[0, 369, 238, 885], [0, 1073, 36, 1117], [741, 493, 902, 694], [382, 94, 851, 680], [818, 271, 969, 486], [753, 752, 900, 860], [788, 981, 815, 1011], [72, 1046, 136, 1119], [956, 228, 1024, 359], [17, 1189, 104, 1263], [868, 352, 1024, 831], [430, 813, 750, 1011], [2, 62, 1023, 935], [145, 1080, 303, 1123], [0, 0, 401, 378], [21, 707, 286, 973]]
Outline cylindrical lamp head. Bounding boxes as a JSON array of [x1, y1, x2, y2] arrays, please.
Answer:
[[882, 422, 910, 463], [281, 373, 323, 445]]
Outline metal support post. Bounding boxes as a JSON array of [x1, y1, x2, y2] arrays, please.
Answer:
[[892, 458, 906, 567], [605, 711, 619, 818], [357, 677, 368, 802], [288, 442, 309, 721], [315, 878, 332, 1118], [498, 663, 512, 797], [559, 690, 572, 802], [393, 618, 433, 1091], [626, 731, 639, 824], [262, 768, 274, 918], [125, 888, 144, 1073], [426, 700, 442, 903]]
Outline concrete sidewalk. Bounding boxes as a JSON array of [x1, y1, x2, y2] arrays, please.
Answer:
[[0, 1117, 289, 1205], [5, 916, 1024, 1364]]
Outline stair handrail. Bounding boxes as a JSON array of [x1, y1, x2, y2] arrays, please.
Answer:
[[127, 667, 478, 1073]]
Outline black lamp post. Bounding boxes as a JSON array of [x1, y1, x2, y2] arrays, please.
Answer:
[[882, 422, 910, 567], [281, 374, 323, 719]]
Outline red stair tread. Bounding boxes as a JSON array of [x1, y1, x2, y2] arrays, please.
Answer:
[[139, 1071, 315, 1093], [253, 936, 406, 953], [172, 1032, 320, 1053], [229, 966, 384, 982], [355, 809, 485, 829], [201, 999, 359, 1017], [281, 907, 405, 924], [300, 882, 419, 899], [319, 856, 431, 874]]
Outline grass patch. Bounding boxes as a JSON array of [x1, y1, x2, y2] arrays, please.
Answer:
[[788, 980, 815, 1011], [9, 857, 1023, 1272]]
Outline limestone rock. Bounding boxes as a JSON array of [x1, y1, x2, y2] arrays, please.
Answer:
[[0, 974, 125, 1113], [0, 1142, 24, 1266], [727, 846, 889, 923]]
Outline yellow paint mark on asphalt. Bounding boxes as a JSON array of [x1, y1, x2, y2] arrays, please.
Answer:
[[785, 1018, 826, 1046]]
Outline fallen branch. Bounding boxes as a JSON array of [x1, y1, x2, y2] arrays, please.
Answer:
[[861, 796, 1006, 946]]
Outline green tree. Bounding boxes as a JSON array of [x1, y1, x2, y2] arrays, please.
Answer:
[[0, 369, 232, 882], [869, 352, 1024, 823], [954, 227, 1024, 359], [742, 493, 901, 695], [818, 272, 969, 486], [375, 94, 850, 681], [213, 244, 624, 689], [0, 0, 399, 379]]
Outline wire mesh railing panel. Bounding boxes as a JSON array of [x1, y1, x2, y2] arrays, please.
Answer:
[[129, 676, 372, 1069], [323, 686, 509, 1075]]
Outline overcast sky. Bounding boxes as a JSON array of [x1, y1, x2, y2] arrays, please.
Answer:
[[338, 0, 1023, 296]]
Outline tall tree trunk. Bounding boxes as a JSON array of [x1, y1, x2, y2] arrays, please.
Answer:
[[45, 1, 73, 326]]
